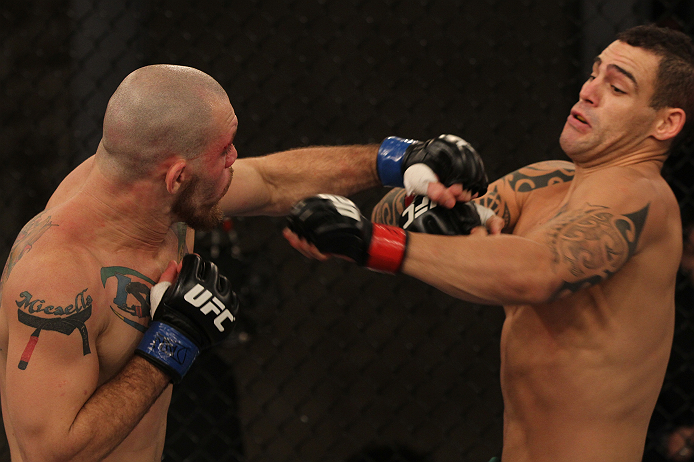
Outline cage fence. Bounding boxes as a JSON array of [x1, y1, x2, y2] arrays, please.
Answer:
[[1, 1, 694, 461]]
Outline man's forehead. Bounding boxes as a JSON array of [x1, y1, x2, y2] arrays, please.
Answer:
[[598, 40, 660, 78]]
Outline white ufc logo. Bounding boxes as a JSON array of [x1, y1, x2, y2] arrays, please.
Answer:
[[184, 284, 235, 332], [401, 196, 437, 229], [319, 194, 362, 222], [440, 134, 471, 152]]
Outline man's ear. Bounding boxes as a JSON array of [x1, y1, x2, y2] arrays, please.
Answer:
[[653, 107, 686, 141], [165, 160, 188, 194]]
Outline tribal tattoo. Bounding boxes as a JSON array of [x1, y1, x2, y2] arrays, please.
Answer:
[[506, 162, 575, 193], [547, 203, 649, 298], [101, 266, 156, 333], [474, 184, 510, 228], [15, 289, 93, 370], [372, 188, 409, 226]]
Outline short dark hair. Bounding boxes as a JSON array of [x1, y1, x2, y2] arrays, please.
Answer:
[[617, 24, 694, 145]]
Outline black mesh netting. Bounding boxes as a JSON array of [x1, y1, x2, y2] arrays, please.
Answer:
[[2, 1, 693, 461]]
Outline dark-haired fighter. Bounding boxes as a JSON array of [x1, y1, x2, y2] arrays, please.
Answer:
[[285, 24, 694, 462]]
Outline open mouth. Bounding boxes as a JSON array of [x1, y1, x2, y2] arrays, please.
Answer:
[[574, 113, 588, 124]]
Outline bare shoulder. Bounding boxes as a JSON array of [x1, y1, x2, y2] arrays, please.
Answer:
[[45, 156, 95, 210], [537, 169, 680, 298], [498, 160, 575, 193]]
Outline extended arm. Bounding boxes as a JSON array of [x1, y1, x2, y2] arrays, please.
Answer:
[[220, 134, 488, 217], [220, 145, 381, 216]]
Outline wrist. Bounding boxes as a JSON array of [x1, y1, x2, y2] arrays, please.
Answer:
[[135, 321, 200, 384], [377, 137, 416, 187], [366, 224, 408, 273]]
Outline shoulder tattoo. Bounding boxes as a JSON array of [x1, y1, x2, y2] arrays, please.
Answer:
[[1, 213, 58, 294], [548, 203, 650, 298], [474, 184, 512, 228], [507, 163, 575, 193], [15, 288, 93, 370], [101, 266, 156, 333]]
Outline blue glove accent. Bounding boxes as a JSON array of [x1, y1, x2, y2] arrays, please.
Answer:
[[136, 321, 200, 382], [377, 137, 416, 187]]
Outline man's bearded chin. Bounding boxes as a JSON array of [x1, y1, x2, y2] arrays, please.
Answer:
[[172, 178, 225, 231]]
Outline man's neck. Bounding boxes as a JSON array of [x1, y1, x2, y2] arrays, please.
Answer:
[[72, 167, 175, 255]]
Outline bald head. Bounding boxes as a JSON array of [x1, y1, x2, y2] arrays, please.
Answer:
[[99, 65, 230, 180]]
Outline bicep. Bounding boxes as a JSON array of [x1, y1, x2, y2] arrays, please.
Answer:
[[219, 158, 275, 216], [4, 284, 100, 452], [534, 200, 651, 299]]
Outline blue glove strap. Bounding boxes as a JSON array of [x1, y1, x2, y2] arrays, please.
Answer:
[[377, 137, 415, 187], [136, 321, 200, 381]]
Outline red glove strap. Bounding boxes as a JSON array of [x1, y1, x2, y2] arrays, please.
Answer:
[[366, 224, 407, 273]]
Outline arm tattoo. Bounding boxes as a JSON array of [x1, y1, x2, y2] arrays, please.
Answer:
[[475, 163, 575, 231], [548, 203, 650, 297], [175, 222, 189, 260], [473, 184, 512, 228], [15, 289, 93, 370], [372, 188, 408, 225], [101, 266, 156, 333]]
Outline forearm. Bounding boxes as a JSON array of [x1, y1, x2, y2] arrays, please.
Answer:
[[224, 145, 381, 216], [401, 232, 559, 306], [53, 357, 170, 462]]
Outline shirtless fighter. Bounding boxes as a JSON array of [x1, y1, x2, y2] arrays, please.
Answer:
[[0, 64, 485, 460], [286, 24, 694, 462]]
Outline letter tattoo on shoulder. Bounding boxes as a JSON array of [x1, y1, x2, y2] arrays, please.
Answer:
[[15, 289, 93, 370], [101, 266, 156, 333], [548, 203, 650, 297]]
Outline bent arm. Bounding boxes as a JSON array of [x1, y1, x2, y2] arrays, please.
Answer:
[[220, 145, 381, 216], [401, 199, 652, 306], [4, 262, 171, 462]]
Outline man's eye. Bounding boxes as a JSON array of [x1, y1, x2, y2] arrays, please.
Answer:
[[612, 85, 625, 94]]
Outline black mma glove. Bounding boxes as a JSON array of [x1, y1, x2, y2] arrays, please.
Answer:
[[399, 195, 482, 235], [286, 194, 407, 273], [135, 254, 238, 383], [377, 134, 488, 196]]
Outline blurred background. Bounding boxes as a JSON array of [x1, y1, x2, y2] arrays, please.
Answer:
[[1, 0, 693, 461]]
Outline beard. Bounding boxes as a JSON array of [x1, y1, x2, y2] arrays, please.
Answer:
[[172, 168, 232, 231]]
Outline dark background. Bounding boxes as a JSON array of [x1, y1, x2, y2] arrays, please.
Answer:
[[1, 1, 693, 461]]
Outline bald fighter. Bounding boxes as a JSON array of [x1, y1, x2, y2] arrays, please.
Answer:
[[0, 63, 485, 460], [286, 24, 694, 462]]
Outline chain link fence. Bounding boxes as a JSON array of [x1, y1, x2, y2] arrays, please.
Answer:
[[1, 1, 693, 461]]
